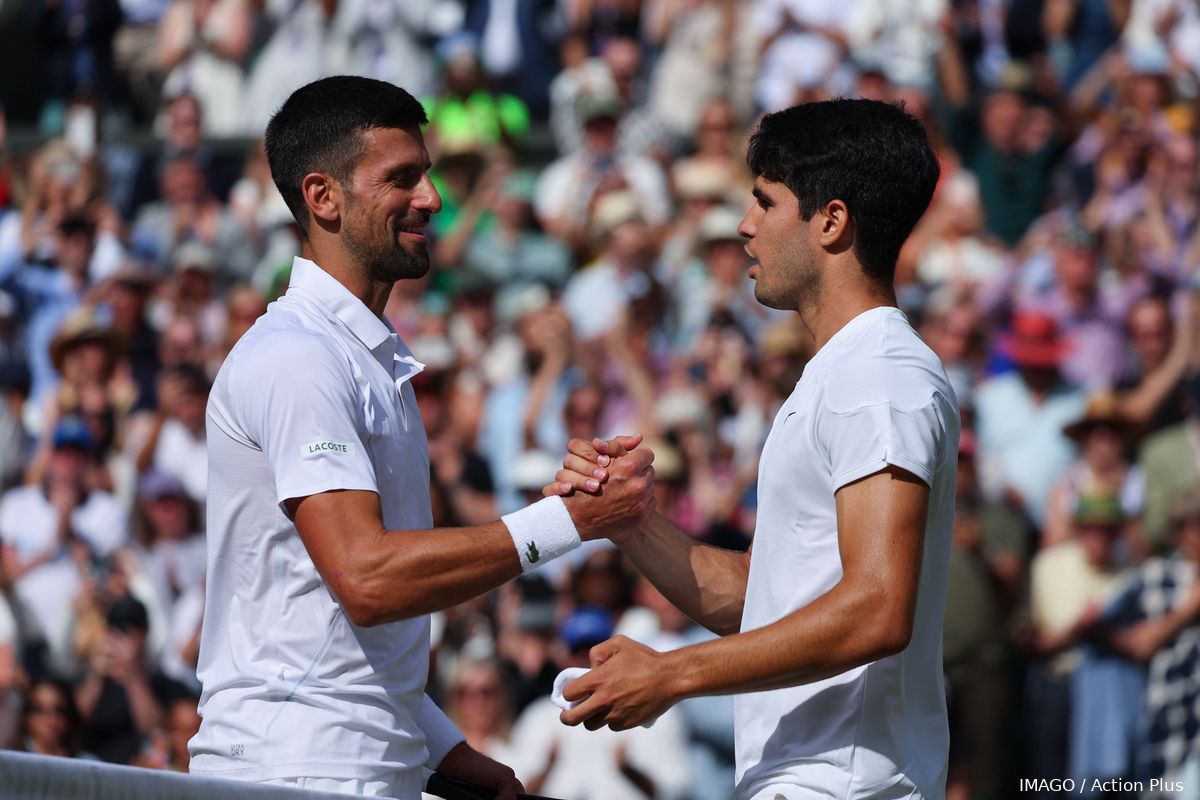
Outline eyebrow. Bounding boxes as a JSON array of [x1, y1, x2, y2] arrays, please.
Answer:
[[752, 186, 772, 206]]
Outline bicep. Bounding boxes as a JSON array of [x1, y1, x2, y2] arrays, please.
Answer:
[[834, 466, 929, 626]]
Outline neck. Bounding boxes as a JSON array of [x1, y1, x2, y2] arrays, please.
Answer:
[[301, 240, 392, 317], [799, 263, 897, 351]]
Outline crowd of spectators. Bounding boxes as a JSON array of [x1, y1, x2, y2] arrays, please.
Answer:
[[2, 0, 1200, 798]]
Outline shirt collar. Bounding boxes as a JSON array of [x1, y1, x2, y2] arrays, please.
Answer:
[[287, 256, 425, 383]]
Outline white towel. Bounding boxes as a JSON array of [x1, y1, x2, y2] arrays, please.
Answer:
[[549, 666, 655, 727], [551, 667, 590, 711]]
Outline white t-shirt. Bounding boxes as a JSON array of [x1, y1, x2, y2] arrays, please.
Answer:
[[0, 486, 129, 674], [736, 307, 959, 800], [190, 257, 462, 794]]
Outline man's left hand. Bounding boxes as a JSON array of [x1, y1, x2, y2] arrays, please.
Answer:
[[560, 636, 680, 731], [435, 742, 525, 800]]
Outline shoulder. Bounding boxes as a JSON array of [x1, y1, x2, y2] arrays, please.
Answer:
[[226, 310, 352, 386], [0, 485, 39, 518], [1141, 423, 1189, 462], [822, 311, 953, 416]]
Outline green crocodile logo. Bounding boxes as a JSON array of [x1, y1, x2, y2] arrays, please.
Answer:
[[526, 541, 541, 563]]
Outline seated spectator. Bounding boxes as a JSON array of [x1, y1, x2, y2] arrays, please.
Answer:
[[1101, 488, 1200, 791], [666, 205, 768, 352], [0, 417, 128, 680], [156, 0, 253, 138], [459, 171, 573, 305], [1025, 492, 1130, 793], [74, 595, 186, 764], [1116, 293, 1192, 435], [127, 93, 244, 216], [424, 35, 531, 152], [535, 96, 671, 248], [17, 678, 80, 757], [446, 657, 520, 766], [129, 363, 209, 505], [130, 156, 253, 283], [561, 191, 664, 343], [509, 606, 690, 800], [975, 311, 1088, 530], [1022, 223, 1128, 389], [1043, 392, 1143, 548], [130, 469, 205, 621]]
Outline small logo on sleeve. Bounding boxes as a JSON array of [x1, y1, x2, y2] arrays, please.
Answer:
[[525, 541, 541, 563], [300, 441, 356, 458]]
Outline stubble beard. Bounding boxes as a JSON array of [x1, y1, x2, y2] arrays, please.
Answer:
[[342, 201, 430, 285], [753, 239, 821, 315]]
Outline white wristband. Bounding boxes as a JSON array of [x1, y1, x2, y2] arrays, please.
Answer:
[[502, 496, 582, 573]]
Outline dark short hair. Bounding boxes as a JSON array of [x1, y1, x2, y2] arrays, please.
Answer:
[[264, 76, 429, 235], [746, 99, 940, 287]]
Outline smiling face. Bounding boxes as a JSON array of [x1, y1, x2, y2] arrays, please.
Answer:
[[738, 177, 822, 313], [340, 126, 442, 284]]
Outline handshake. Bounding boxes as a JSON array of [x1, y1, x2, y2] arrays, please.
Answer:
[[542, 433, 657, 544]]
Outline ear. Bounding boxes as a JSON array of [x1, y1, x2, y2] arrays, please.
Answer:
[[300, 172, 343, 227], [816, 199, 853, 250]]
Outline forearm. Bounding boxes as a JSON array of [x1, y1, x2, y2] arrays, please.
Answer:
[[338, 522, 523, 625], [75, 672, 104, 720], [664, 577, 906, 700], [1114, 607, 1198, 662], [619, 512, 748, 635], [122, 673, 164, 734]]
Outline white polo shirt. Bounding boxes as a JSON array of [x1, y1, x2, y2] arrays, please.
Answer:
[[735, 307, 959, 800], [190, 257, 462, 794]]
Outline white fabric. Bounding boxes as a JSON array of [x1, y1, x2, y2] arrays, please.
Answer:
[[735, 307, 959, 800], [480, 0, 519, 75], [0, 486, 128, 672], [151, 419, 209, 504], [191, 256, 463, 791], [534, 152, 671, 229], [501, 496, 581, 573], [510, 695, 690, 800], [754, 0, 859, 109], [551, 667, 590, 711]]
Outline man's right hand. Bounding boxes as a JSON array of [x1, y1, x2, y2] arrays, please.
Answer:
[[556, 435, 655, 542]]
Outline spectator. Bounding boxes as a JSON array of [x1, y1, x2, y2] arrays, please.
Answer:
[[74, 595, 185, 763], [17, 679, 80, 757], [1101, 488, 1200, 793], [130, 155, 253, 282], [535, 97, 671, 246], [976, 311, 1088, 530], [1026, 492, 1130, 797], [1116, 292, 1191, 434], [1044, 392, 1143, 547], [1139, 375, 1200, 550], [509, 605, 690, 800], [129, 363, 208, 505], [446, 657, 520, 766], [0, 416, 128, 680], [156, 0, 254, 138]]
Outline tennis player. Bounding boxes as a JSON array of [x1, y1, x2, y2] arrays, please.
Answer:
[[551, 99, 959, 800], [188, 76, 655, 799]]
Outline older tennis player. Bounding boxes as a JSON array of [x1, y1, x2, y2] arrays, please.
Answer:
[[188, 76, 655, 800]]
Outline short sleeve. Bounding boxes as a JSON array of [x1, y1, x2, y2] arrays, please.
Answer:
[[234, 332, 379, 507], [819, 393, 949, 492]]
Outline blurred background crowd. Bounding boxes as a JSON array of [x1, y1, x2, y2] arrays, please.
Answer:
[[0, 0, 1199, 798]]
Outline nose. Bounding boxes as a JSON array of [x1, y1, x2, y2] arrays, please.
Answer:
[[414, 174, 442, 214], [737, 207, 755, 241]]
